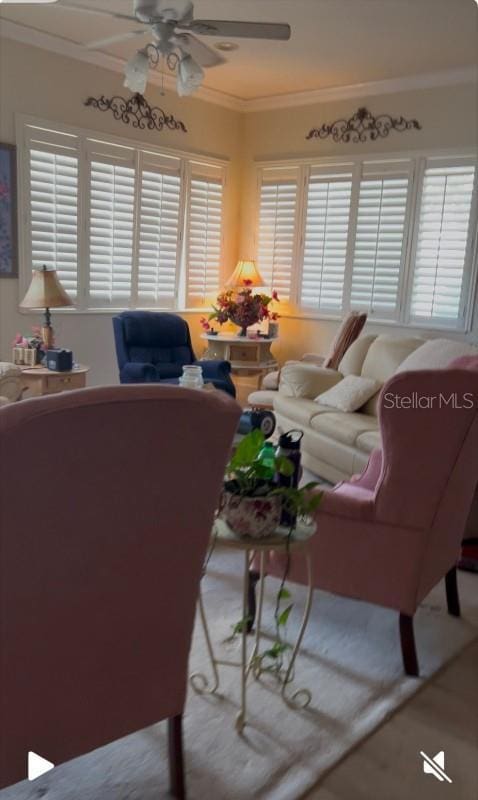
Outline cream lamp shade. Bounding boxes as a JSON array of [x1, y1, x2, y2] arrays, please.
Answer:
[[225, 260, 265, 289], [20, 267, 73, 310], [20, 266, 73, 349]]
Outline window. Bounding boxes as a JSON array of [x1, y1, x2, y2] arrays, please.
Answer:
[[137, 151, 182, 308], [408, 158, 476, 326], [301, 167, 352, 311], [257, 167, 299, 297], [256, 152, 477, 329], [87, 142, 136, 308], [186, 164, 224, 308], [19, 119, 226, 311], [351, 160, 413, 320], [27, 127, 80, 299]]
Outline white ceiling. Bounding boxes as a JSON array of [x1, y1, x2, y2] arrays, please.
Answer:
[[0, 0, 477, 102]]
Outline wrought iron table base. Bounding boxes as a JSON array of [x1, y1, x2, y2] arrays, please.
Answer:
[[190, 549, 314, 732]]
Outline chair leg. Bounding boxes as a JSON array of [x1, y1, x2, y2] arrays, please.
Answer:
[[445, 566, 461, 617], [246, 569, 260, 633], [399, 613, 419, 677], [168, 714, 186, 799]]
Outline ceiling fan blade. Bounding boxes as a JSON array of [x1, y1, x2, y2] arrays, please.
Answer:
[[61, 2, 138, 23], [185, 20, 291, 41], [174, 33, 225, 68], [86, 30, 147, 51]]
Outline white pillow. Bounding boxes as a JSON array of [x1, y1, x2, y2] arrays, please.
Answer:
[[315, 375, 381, 413]]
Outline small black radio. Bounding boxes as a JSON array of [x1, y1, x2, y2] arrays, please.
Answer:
[[46, 349, 74, 372]]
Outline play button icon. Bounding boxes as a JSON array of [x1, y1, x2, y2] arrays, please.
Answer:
[[28, 751, 55, 781]]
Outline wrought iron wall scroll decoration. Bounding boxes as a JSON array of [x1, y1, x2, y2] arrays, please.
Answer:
[[84, 93, 187, 133], [306, 106, 421, 143]]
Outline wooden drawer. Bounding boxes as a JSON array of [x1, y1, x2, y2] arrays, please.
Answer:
[[44, 373, 86, 394], [229, 344, 259, 363]]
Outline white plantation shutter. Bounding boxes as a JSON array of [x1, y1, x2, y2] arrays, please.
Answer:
[[409, 158, 476, 325], [26, 127, 79, 299], [186, 164, 224, 307], [87, 141, 135, 307], [138, 152, 181, 308], [351, 161, 412, 319], [300, 167, 352, 311], [257, 168, 298, 298]]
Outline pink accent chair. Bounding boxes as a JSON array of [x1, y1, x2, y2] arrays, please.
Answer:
[[260, 363, 478, 676], [0, 385, 240, 795]]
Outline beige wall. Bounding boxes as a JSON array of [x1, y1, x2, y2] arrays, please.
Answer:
[[1, 36, 477, 382], [239, 84, 478, 362], [0, 39, 243, 383]]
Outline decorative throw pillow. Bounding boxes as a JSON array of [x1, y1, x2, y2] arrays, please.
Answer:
[[315, 375, 381, 412]]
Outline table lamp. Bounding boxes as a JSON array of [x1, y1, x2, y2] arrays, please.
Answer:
[[225, 259, 265, 289], [20, 265, 73, 349]]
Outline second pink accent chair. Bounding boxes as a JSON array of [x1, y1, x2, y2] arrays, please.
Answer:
[[264, 361, 478, 676], [0, 385, 241, 796]]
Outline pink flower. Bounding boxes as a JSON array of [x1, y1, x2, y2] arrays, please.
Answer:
[[272, 290, 279, 301], [200, 317, 211, 331]]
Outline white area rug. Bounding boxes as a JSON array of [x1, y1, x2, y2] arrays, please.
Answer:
[[2, 549, 477, 800]]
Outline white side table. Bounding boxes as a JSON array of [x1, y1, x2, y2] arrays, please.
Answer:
[[191, 517, 316, 732], [200, 333, 279, 389]]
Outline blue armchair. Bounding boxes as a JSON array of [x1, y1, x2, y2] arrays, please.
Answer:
[[113, 311, 236, 397]]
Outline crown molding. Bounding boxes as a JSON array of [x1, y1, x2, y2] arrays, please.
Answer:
[[242, 66, 478, 112], [1, 19, 476, 114]]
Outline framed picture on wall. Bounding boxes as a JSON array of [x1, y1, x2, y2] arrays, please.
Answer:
[[0, 143, 18, 278]]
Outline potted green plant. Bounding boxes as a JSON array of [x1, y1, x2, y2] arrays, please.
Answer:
[[222, 430, 323, 677], [220, 429, 321, 539], [221, 429, 289, 537]]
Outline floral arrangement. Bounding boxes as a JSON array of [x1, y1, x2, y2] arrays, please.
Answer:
[[201, 280, 279, 337], [13, 327, 46, 351], [12, 327, 47, 365]]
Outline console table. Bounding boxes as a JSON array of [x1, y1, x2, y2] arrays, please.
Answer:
[[200, 333, 278, 388]]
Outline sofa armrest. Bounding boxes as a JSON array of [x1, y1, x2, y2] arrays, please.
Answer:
[[197, 359, 231, 379], [120, 362, 157, 384], [278, 362, 343, 399]]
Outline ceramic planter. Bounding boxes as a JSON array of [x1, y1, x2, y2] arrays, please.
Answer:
[[220, 491, 281, 538]]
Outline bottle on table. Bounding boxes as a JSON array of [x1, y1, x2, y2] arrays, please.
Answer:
[[275, 430, 304, 527]]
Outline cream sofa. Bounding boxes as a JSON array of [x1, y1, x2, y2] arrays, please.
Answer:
[[274, 334, 477, 483]]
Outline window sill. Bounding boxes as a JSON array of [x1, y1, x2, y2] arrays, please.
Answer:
[[18, 306, 213, 316], [18, 306, 473, 336], [274, 309, 471, 335]]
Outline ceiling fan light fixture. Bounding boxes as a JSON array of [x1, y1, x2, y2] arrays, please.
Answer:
[[177, 53, 204, 96], [124, 49, 150, 94]]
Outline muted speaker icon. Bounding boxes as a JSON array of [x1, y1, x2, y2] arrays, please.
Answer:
[[420, 750, 452, 783]]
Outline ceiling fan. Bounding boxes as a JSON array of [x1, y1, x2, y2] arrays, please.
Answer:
[[62, 0, 291, 96]]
